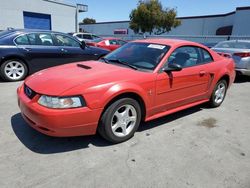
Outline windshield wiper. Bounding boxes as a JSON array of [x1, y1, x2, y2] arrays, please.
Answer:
[[108, 59, 138, 70]]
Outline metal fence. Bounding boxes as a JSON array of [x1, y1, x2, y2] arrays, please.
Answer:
[[99, 34, 250, 44]]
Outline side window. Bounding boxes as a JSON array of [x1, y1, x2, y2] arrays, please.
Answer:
[[82, 34, 92, 40], [27, 33, 54, 46], [39, 34, 53, 46], [15, 35, 29, 45], [54, 34, 80, 47], [200, 49, 213, 64], [76, 34, 83, 39], [168, 46, 200, 68], [109, 40, 118, 45]]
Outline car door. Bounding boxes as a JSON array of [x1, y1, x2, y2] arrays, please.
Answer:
[[53, 33, 96, 63], [15, 33, 62, 73], [155, 46, 211, 113]]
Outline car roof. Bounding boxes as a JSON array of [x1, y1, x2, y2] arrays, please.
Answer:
[[133, 38, 201, 47]]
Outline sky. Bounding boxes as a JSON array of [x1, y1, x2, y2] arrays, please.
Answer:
[[69, 0, 250, 22]]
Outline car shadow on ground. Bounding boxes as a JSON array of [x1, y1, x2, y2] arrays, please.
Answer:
[[11, 105, 203, 154], [234, 75, 250, 83]]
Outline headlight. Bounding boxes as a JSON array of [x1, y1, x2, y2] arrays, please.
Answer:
[[38, 95, 85, 109]]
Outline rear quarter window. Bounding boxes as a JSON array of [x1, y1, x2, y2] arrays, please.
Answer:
[[200, 49, 213, 64]]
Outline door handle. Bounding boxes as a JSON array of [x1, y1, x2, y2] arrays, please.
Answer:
[[61, 48, 68, 52], [199, 71, 206, 76], [22, 47, 32, 52]]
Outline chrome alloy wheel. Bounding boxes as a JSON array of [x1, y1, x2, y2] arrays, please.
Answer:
[[214, 82, 226, 104], [4, 61, 25, 80], [111, 104, 137, 137]]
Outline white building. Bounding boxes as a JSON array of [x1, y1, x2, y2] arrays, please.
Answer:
[[80, 6, 250, 37], [0, 0, 87, 32]]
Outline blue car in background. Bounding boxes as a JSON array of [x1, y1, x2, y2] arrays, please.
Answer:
[[0, 29, 109, 81]]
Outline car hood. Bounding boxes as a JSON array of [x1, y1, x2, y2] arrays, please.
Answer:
[[25, 61, 147, 96]]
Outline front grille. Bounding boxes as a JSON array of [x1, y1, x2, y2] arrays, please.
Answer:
[[24, 84, 36, 99]]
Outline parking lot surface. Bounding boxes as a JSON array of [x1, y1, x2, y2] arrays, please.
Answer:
[[0, 77, 250, 188]]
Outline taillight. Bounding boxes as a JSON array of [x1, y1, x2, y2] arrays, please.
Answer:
[[234, 52, 250, 58]]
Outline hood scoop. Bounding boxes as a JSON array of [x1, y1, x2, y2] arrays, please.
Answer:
[[77, 64, 92, 69]]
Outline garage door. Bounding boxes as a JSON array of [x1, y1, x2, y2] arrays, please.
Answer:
[[23, 11, 51, 30]]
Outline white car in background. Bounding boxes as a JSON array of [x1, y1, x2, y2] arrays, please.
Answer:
[[212, 40, 250, 76], [69, 32, 101, 43]]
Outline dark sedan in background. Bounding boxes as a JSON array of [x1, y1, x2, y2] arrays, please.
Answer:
[[0, 29, 109, 81]]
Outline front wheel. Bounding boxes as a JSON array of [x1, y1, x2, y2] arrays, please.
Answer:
[[208, 79, 228, 108], [98, 98, 142, 143]]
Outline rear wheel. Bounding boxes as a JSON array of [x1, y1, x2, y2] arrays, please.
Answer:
[[208, 79, 228, 107], [0, 59, 28, 81], [98, 98, 141, 143]]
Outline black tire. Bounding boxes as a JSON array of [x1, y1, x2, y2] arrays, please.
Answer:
[[0, 59, 28, 82], [98, 98, 142, 143], [208, 79, 228, 108]]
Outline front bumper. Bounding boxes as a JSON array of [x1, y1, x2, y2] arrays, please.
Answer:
[[236, 68, 250, 76], [17, 85, 103, 137]]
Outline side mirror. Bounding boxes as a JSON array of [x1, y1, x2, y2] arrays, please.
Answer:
[[81, 41, 86, 49], [162, 63, 182, 72]]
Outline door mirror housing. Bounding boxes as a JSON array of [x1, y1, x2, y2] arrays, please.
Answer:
[[162, 63, 182, 72]]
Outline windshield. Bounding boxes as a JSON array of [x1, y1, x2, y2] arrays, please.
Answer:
[[102, 42, 170, 71], [214, 41, 250, 49]]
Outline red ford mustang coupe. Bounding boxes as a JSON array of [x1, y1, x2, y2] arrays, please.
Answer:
[[17, 39, 235, 143]]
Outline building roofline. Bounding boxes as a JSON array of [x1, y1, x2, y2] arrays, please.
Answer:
[[43, 0, 76, 8], [80, 6, 250, 25], [236, 6, 250, 11], [177, 11, 235, 19]]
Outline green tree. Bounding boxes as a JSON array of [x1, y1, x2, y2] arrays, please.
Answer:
[[129, 0, 181, 35], [82, 18, 96, 24]]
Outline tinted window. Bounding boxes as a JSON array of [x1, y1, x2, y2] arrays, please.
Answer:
[[15, 35, 29, 45], [54, 34, 80, 47], [103, 42, 170, 70], [109, 40, 119, 45], [76, 34, 83, 39], [27, 33, 54, 46], [201, 49, 213, 63], [82, 34, 92, 39], [168, 46, 200, 68]]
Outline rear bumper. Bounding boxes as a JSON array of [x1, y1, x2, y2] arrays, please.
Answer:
[[17, 85, 103, 137], [236, 68, 250, 76]]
